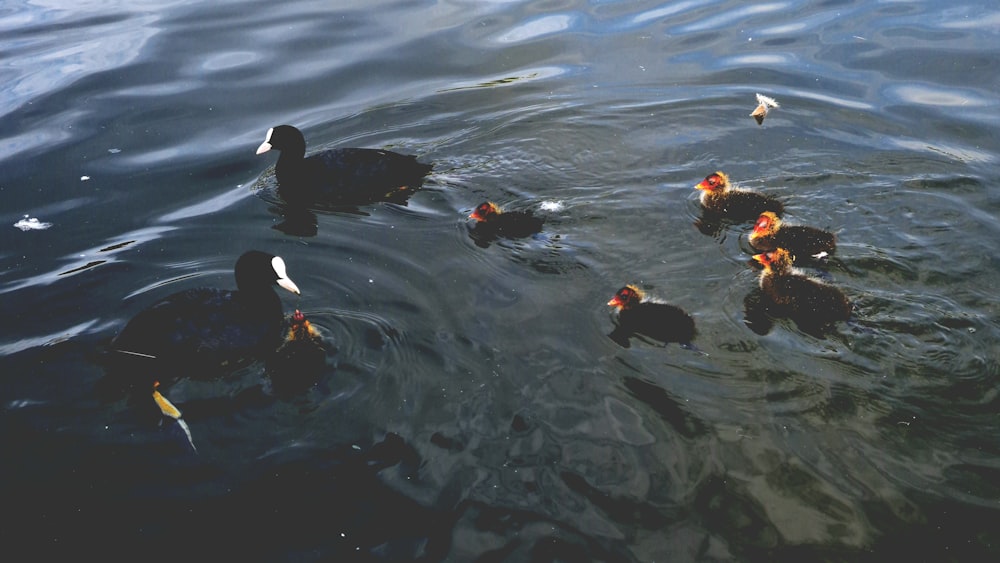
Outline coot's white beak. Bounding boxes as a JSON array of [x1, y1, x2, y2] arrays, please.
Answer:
[[277, 277, 300, 295], [255, 127, 274, 155], [271, 255, 301, 295]]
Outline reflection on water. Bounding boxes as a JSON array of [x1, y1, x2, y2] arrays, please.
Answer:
[[2, 0, 1000, 560]]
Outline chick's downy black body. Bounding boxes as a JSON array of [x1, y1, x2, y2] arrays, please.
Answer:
[[468, 201, 544, 247], [608, 285, 695, 346], [469, 202, 544, 238], [753, 248, 850, 334], [749, 211, 836, 258], [267, 309, 329, 395], [695, 171, 784, 221], [256, 125, 432, 207]]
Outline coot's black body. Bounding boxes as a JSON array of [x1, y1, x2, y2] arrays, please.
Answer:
[[257, 125, 432, 207], [109, 251, 300, 381]]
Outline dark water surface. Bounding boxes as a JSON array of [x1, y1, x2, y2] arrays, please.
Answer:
[[2, 0, 999, 560]]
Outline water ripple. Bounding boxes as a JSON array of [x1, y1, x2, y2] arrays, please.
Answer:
[[0, 4, 158, 119], [886, 82, 993, 108], [673, 2, 790, 34], [496, 14, 578, 43]]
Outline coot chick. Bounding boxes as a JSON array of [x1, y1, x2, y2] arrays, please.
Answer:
[[110, 250, 301, 381], [753, 248, 850, 333], [256, 124, 432, 207], [468, 201, 545, 247], [267, 309, 328, 396], [607, 285, 695, 347], [695, 171, 784, 221], [468, 202, 544, 239], [749, 211, 836, 259]]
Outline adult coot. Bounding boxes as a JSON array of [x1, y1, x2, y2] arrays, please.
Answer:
[[109, 250, 301, 380], [256, 124, 432, 207]]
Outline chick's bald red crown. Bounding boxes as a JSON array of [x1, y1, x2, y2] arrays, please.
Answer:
[[695, 171, 730, 193], [469, 202, 501, 222], [608, 285, 644, 309], [751, 211, 779, 238]]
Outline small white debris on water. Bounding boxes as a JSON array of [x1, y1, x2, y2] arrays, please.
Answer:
[[539, 200, 564, 212], [14, 216, 52, 231], [80, 175, 90, 181], [108, 148, 121, 154], [755, 93, 779, 109]]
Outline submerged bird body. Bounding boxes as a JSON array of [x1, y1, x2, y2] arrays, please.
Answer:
[[110, 251, 300, 380], [267, 309, 327, 395], [285, 309, 322, 342], [749, 211, 836, 258], [753, 248, 850, 331], [608, 285, 695, 345], [256, 125, 432, 207], [468, 202, 544, 240], [695, 171, 784, 220]]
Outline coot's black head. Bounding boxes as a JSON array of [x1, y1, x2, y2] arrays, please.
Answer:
[[235, 250, 301, 295], [256, 125, 307, 157]]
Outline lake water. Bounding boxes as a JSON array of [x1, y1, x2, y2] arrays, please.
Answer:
[[2, 0, 999, 560]]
